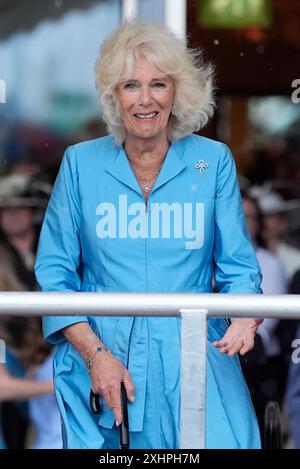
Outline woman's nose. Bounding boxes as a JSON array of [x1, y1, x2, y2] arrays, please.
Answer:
[[138, 86, 153, 106]]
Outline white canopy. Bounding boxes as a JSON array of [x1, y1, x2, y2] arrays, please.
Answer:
[[0, 0, 102, 40]]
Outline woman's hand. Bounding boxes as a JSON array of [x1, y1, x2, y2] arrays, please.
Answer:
[[212, 318, 263, 356], [62, 322, 135, 426], [89, 352, 135, 426]]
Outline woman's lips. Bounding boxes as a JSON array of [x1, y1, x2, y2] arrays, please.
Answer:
[[133, 111, 159, 120]]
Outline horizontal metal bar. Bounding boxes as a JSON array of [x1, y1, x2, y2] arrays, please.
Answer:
[[0, 292, 300, 318]]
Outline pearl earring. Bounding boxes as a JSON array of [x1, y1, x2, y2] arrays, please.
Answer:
[[171, 105, 177, 116]]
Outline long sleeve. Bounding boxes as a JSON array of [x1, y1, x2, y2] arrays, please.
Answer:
[[35, 146, 88, 344], [213, 144, 262, 294]]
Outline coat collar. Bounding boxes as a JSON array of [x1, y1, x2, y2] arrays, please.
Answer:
[[105, 139, 187, 196]]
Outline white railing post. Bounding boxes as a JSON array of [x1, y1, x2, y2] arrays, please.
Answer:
[[122, 0, 138, 21], [180, 308, 207, 449], [165, 0, 187, 39]]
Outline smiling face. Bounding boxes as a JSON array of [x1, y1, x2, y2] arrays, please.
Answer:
[[115, 56, 175, 144]]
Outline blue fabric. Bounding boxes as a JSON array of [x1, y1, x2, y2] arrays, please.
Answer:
[[35, 134, 262, 449], [4, 348, 29, 419], [5, 348, 26, 378]]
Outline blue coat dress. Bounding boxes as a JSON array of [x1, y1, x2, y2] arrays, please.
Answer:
[[35, 134, 262, 449]]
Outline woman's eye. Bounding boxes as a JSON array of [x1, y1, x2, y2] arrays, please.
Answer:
[[124, 82, 136, 90], [153, 82, 166, 88]]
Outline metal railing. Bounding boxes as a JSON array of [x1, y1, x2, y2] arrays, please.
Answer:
[[1, 292, 300, 449]]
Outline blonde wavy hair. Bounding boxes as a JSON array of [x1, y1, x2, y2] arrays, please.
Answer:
[[95, 20, 215, 145]]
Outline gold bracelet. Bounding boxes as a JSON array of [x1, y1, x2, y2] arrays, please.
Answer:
[[86, 346, 110, 372]]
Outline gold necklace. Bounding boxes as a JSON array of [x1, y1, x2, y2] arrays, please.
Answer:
[[131, 163, 162, 193]]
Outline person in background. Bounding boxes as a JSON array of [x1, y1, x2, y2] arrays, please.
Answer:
[[0, 173, 51, 448], [258, 191, 300, 284], [284, 271, 300, 448], [241, 193, 289, 439], [0, 320, 62, 449], [0, 363, 53, 401], [0, 174, 51, 273], [0, 261, 62, 449]]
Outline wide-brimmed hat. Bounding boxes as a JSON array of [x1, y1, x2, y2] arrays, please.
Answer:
[[0, 173, 52, 208], [250, 186, 300, 215]]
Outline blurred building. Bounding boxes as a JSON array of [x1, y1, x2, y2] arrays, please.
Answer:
[[187, 0, 300, 181]]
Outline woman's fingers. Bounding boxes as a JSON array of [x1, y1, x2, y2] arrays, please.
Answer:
[[103, 387, 112, 409], [212, 338, 228, 348], [123, 371, 135, 403], [106, 372, 134, 425], [109, 385, 122, 426], [216, 336, 241, 355], [240, 336, 255, 356], [226, 337, 245, 356], [97, 383, 123, 425], [91, 361, 135, 426], [213, 340, 228, 353], [213, 334, 255, 356], [213, 318, 258, 356], [90, 353, 135, 427]]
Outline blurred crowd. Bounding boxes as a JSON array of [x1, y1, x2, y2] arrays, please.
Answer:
[[0, 119, 300, 448], [0, 118, 106, 449]]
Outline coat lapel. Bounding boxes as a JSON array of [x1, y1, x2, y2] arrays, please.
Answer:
[[151, 142, 186, 194], [105, 145, 142, 196], [105, 140, 187, 196]]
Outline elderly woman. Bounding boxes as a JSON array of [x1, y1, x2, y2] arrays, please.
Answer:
[[35, 21, 262, 449]]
